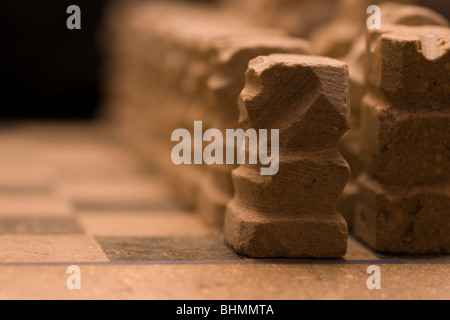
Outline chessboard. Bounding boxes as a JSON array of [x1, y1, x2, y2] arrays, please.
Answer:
[[0, 123, 448, 299]]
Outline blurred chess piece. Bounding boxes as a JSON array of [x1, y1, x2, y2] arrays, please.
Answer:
[[337, 3, 448, 229], [354, 24, 450, 253]]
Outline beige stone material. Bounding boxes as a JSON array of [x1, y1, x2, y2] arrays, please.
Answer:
[[354, 174, 450, 254], [0, 164, 54, 192], [220, 0, 338, 38], [359, 95, 450, 185], [338, 4, 449, 229], [197, 35, 310, 227], [0, 263, 449, 300], [344, 3, 448, 122], [354, 24, 450, 253], [365, 25, 450, 108], [0, 194, 73, 217], [0, 235, 108, 262], [338, 182, 359, 230], [77, 211, 214, 237], [58, 177, 173, 209], [102, 1, 312, 225], [0, 123, 449, 300], [311, 0, 416, 58], [224, 54, 351, 258]]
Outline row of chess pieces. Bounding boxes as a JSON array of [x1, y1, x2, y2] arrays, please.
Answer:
[[101, 0, 450, 258]]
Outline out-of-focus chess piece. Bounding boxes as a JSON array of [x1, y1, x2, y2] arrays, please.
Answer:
[[337, 3, 448, 229], [354, 24, 450, 253]]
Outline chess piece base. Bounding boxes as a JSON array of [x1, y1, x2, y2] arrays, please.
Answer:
[[224, 201, 348, 258]]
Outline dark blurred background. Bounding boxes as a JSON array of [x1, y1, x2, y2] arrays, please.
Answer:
[[0, 0, 448, 120], [0, 0, 108, 119]]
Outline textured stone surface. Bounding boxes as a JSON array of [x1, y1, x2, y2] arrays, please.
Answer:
[[359, 95, 450, 185], [97, 236, 241, 261], [231, 155, 349, 215], [354, 24, 450, 253], [224, 54, 350, 258], [354, 174, 450, 254], [102, 1, 312, 227], [225, 204, 348, 258], [0, 263, 448, 300], [197, 35, 310, 228], [336, 2, 449, 123], [0, 123, 448, 299], [338, 182, 359, 230], [338, 3, 449, 233], [365, 26, 450, 108]]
